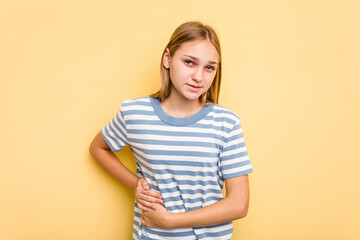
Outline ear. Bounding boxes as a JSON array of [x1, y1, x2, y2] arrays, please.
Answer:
[[162, 48, 170, 69]]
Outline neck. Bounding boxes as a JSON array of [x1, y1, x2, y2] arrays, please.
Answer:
[[160, 90, 204, 118]]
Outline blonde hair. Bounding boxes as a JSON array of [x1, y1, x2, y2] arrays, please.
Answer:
[[151, 21, 222, 104]]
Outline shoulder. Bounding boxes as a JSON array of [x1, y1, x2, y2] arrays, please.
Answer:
[[120, 96, 151, 107], [207, 103, 241, 125], [119, 96, 152, 111]]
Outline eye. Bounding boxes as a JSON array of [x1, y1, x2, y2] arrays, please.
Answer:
[[185, 60, 194, 65], [206, 66, 216, 71]]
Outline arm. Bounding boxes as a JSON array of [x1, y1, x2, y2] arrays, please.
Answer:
[[141, 174, 250, 228], [89, 132, 163, 209], [89, 132, 139, 191]]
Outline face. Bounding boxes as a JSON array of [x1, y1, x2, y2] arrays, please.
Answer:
[[163, 39, 219, 103]]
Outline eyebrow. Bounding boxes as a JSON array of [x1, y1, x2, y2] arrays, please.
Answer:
[[184, 55, 218, 65]]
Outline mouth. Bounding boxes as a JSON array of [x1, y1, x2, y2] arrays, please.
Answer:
[[186, 83, 202, 90]]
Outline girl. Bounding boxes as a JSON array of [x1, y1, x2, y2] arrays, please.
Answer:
[[89, 21, 253, 240]]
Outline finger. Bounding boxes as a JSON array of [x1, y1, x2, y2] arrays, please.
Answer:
[[141, 216, 145, 226], [137, 202, 147, 211], [138, 194, 164, 205], [137, 179, 163, 200], [138, 200, 158, 210], [141, 190, 163, 200], [140, 178, 150, 190], [138, 198, 161, 210], [141, 216, 149, 227]]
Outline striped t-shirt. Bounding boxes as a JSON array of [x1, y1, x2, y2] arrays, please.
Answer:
[[101, 96, 253, 240]]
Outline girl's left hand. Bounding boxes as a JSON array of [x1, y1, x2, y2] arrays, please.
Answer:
[[141, 203, 173, 229]]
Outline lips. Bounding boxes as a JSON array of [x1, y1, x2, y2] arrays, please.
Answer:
[[186, 83, 202, 91]]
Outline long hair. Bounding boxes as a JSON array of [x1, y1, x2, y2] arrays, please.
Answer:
[[150, 21, 222, 104]]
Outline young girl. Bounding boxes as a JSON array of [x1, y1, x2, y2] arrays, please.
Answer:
[[89, 21, 253, 240]]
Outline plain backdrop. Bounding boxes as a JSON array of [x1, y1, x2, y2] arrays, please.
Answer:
[[1, 0, 359, 239]]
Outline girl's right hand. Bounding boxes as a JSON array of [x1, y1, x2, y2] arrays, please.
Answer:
[[135, 178, 164, 211]]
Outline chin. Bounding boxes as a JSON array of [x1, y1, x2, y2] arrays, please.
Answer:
[[183, 94, 202, 101]]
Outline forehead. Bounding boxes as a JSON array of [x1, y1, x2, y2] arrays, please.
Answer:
[[174, 40, 219, 63]]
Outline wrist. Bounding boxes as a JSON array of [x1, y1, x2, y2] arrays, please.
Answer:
[[164, 211, 177, 229], [130, 177, 140, 192]]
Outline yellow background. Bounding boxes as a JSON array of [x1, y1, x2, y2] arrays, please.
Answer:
[[1, 0, 359, 239]]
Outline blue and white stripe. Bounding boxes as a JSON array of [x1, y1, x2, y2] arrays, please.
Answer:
[[101, 96, 253, 240]]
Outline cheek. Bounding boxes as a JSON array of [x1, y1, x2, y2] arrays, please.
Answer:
[[170, 63, 191, 79], [204, 72, 216, 85]]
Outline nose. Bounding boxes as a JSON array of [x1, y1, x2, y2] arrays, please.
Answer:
[[192, 67, 203, 82]]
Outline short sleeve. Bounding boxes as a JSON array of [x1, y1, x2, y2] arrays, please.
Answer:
[[220, 118, 253, 179], [100, 104, 128, 152]]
